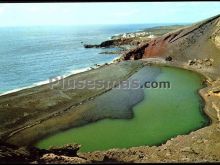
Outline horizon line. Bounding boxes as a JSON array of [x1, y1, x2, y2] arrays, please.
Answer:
[[0, 22, 192, 28]]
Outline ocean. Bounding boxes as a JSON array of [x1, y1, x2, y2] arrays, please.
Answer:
[[0, 24, 163, 94]]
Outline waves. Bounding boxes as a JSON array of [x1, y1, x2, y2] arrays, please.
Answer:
[[0, 56, 121, 96]]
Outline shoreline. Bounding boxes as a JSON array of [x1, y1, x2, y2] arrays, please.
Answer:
[[0, 56, 121, 97], [0, 60, 144, 145]]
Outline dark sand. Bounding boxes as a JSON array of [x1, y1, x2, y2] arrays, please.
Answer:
[[0, 60, 144, 146]]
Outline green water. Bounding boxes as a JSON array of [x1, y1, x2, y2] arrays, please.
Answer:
[[36, 66, 209, 152]]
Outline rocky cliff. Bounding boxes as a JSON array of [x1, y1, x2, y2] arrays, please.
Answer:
[[122, 14, 220, 75]]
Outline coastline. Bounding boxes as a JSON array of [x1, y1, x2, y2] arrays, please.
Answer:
[[1, 19, 220, 163], [0, 60, 144, 145], [0, 56, 121, 97]]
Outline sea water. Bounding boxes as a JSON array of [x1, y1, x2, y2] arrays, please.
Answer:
[[0, 24, 160, 94]]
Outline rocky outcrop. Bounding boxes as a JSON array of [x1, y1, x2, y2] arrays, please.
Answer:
[[0, 142, 81, 164], [46, 144, 81, 157], [84, 38, 135, 48]]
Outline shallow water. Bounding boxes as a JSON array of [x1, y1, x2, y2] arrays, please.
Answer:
[[36, 66, 209, 152]]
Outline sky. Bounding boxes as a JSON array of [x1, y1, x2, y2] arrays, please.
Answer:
[[0, 2, 220, 27]]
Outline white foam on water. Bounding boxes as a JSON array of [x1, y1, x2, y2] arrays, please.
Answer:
[[0, 85, 36, 96], [0, 57, 120, 97]]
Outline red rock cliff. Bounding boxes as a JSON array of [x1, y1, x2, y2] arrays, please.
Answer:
[[123, 14, 220, 66]]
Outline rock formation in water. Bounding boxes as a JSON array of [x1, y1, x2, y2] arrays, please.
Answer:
[[84, 37, 140, 49]]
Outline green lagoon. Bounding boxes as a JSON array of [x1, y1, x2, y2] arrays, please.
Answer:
[[36, 66, 209, 152]]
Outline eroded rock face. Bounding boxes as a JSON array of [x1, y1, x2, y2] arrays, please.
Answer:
[[122, 14, 220, 66], [47, 144, 81, 157]]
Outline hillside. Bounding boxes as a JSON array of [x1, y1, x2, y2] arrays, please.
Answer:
[[123, 14, 220, 78]]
